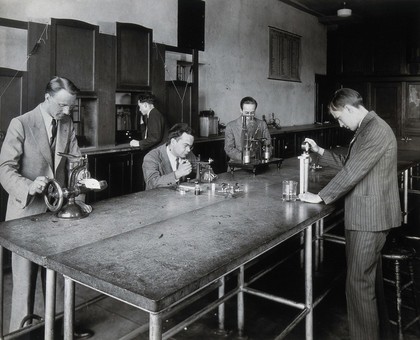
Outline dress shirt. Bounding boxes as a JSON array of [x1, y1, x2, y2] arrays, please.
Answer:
[[166, 146, 178, 171]]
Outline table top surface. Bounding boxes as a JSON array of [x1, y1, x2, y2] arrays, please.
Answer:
[[1, 149, 420, 313]]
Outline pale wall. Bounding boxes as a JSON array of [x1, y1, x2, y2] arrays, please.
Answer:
[[0, 0, 326, 126]]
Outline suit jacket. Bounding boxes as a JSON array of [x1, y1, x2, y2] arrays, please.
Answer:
[[138, 108, 168, 151], [224, 116, 271, 161], [318, 111, 401, 231], [142, 143, 197, 190], [0, 105, 80, 220]]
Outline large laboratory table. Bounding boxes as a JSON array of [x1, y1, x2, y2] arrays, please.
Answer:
[[0, 157, 339, 340], [1, 147, 420, 340]]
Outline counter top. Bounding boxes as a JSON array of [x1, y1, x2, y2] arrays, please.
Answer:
[[81, 123, 340, 154]]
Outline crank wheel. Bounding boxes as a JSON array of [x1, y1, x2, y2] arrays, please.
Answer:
[[44, 179, 64, 212]]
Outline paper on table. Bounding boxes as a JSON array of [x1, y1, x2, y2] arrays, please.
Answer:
[[79, 178, 101, 189]]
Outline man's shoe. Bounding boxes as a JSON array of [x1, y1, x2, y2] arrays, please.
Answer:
[[74, 328, 94, 339]]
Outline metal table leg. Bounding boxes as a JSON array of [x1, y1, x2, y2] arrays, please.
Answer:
[[237, 266, 245, 338], [404, 169, 409, 224], [218, 277, 225, 333], [149, 313, 162, 340], [63, 276, 74, 340], [305, 224, 313, 340], [0, 246, 3, 340], [45, 269, 56, 340]]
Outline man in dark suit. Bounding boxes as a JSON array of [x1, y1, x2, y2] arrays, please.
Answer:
[[0, 77, 92, 338], [142, 123, 197, 190], [299, 88, 400, 340], [129, 94, 168, 151]]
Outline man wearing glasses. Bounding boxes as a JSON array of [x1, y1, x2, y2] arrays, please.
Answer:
[[142, 123, 198, 190], [299, 88, 400, 340], [224, 96, 271, 162], [0, 76, 92, 338]]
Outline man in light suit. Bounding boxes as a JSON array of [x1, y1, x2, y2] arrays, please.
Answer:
[[299, 88, 400, 340], [129, 94, 168, 151], [0, 77, 91, 337], [224, 96, 271, 161], [142, 123, 197, 190]]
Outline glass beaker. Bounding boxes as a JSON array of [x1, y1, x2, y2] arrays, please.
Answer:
[[282, 180, 298, 201]]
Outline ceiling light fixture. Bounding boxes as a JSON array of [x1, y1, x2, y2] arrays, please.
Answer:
[[337, 2, 352, 17]]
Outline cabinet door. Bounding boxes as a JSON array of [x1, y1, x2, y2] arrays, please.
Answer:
[[88, 153, 131, 203], [0, 68, 27, 222], [51, 19, 98, 92], [131, 151, 145, 192], [274, 134, 295, 158], [371, 82, 401, 135], [194, 140, 227, 174], [117, 23, 152, 91]]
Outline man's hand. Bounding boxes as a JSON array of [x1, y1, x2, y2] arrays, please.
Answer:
[[175, 160, 192, 179], [299, 192, 323, 204], [29, 176, 50, 196], [130, 139, 140, 147], [303, 138, 324, 155], [76, 201, 93, 214]]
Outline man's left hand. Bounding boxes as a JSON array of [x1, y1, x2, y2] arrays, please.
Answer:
[[130, 140, 140, 147], [299, 192, 323, 203]]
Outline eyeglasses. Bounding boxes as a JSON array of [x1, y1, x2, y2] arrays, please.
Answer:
[[180, 143, 193, 151], [49, 96, 76, 111]]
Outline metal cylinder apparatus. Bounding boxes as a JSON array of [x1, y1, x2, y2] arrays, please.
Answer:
[[298, 142, 310, 194]]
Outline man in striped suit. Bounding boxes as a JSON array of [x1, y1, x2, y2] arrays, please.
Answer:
[[299, 88, 401, 340]]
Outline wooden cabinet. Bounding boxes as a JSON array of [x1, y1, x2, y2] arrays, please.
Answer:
[[0, 67, 27, 223], [27, 19, 101, 148], [51, 19, 98, 92], [272, 133, 295, 159], [327, 20, 408, 77], [194, 139, 227, 174], [87, 152, 132, 202], [86, 150, 145, 203], [116, 22, 152, 91], [370, 82, 402, 135]]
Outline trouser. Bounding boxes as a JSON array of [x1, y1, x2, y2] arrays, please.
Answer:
[[345, 229, 392, 340], [9, 253, 64, 333]]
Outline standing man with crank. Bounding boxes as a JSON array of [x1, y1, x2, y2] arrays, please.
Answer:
[[299, 88, 400, 340], [0, 76, 92, 338]]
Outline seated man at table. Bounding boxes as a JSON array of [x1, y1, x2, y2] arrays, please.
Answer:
[[224, 96, 271, 162], [142, 123, 198, 190]]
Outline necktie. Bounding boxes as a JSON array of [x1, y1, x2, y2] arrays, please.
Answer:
[[50, 119, 57, 146], [144, 115, 148, 139], [176, 157, 180, 170]]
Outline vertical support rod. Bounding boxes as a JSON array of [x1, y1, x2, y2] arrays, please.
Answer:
[[319, 218, 325, 264], [404, 169, 408, 224], [149, 313, 162, 340], [237, 266, 245, 338], [218, 277, 225, 332], [63, 276, 74, 340], [314, 220, 320, 272], [305, 224, 313, 340], [45, 269, 56, 340], [0, 246, 3, 340]]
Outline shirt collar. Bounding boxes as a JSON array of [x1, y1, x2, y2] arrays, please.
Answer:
[[40, 105, 55, 138], [166, 146, 178, 171]]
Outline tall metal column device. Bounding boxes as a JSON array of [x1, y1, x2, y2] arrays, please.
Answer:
[[298, 142, 310, 194]]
